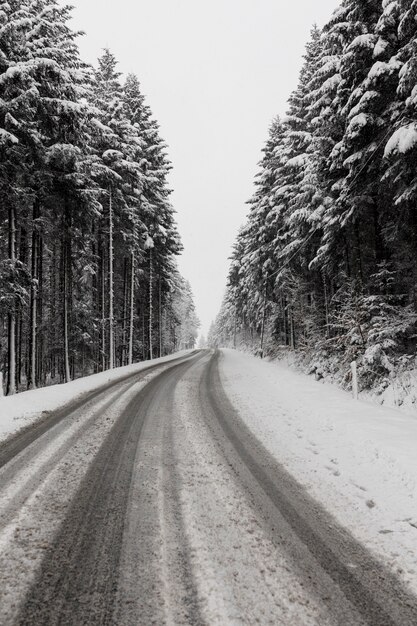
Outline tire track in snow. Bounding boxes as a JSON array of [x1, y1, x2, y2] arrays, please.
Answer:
[[201, 350, 417, 626], [16, 353, 204, 626], [0, 351, 198, 470]]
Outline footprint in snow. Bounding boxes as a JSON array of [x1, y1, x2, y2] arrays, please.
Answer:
[[325, 465, 341, 477]]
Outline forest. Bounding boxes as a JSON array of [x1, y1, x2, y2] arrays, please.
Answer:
[[210, 0, 417, 393], [0, 1, 199, 395]]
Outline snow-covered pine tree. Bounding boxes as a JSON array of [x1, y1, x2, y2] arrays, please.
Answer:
[[91, 50, 145, 369], [0, 8, 189, 394], [122, 72, 182, 361], [0, 0, 31, 394], [214, 0, 417, 390]]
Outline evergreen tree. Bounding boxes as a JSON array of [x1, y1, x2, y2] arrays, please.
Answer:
[[0, 7, 194, 394], [214, 0, 417, 391]]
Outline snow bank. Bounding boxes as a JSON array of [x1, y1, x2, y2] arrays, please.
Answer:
[[0, 351, 192, 444], [220, 349, 417, 594]]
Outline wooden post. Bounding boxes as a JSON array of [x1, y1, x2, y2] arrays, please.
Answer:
[[351, 360, 358, 400], [260, 283, 267, 359], [233, 303, 237, 349]]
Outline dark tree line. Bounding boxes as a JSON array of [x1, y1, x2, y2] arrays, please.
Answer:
[[0, 0, 199, 395], [210, 0, 417, 391]]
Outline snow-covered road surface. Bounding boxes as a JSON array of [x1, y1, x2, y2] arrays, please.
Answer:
[[219, 349, 417, 600], [0, 350, 417, 625]]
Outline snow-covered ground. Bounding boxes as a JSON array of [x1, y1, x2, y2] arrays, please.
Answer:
[[0, 351, 191, 445], [219, 349, 417, 595]]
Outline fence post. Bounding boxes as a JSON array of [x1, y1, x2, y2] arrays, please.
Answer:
[[351, 360, 358, 400]]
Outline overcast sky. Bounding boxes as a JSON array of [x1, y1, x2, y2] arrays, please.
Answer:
[[64, 0, 340, 335]]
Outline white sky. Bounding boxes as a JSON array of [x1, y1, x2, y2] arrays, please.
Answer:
[[63, 0, 340, 335]]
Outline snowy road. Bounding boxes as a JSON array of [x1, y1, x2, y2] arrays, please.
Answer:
[[0, 351, 417, 625]]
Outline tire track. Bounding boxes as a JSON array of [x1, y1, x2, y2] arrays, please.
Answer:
[[16, 354, 203, 626], [0, 352, 197, 470], [201, 350, 417, 626]]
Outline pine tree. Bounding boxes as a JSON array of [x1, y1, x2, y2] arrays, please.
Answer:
[[0, 8, 192, 393], [214, 0, 417, 391]]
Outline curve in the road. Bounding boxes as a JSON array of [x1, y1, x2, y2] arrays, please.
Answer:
[[0, 352, 197, 470], [6, 349, 417, 626]]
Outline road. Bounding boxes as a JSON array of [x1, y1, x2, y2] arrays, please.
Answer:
[[0, 350, 417, 625]]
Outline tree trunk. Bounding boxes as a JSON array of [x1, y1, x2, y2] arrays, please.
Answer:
[[290, 307, 296, 350], [100, 239, 106, 372], [108, 188, 114, 369], [149, 249, 153, 361], [28, 199, 40, 389], [121, 258, 128, 366], [159, 278, 162, 358], [128, 252, 135, 365], [50, 242, 57, 380], [142, 310, 146, 361], [91, 223, 99, 373], [7, 205, 17, 396], [17, 224, 28, 389], [16, 312, 22, 389], [62, 198, 71, 383], [323, 273, 330, 338], [37, 233, 44, 385], [63, 244, 71, 383]]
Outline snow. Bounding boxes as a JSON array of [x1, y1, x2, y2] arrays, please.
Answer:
[[382, 0, 398, 11], [384, 124, 417, 156], [220, 349, 417, 595], [286, 154, 308, 169], [347, 112, 369, 132], [348, 90, 379, 118], [0, 351, 192, 445], [0, 128, 18, 144], [367, 60, 401, 81], [319, 73, 341, 94], [0, 373, 163, 624], [373, 38, 389, 58], [162, 363, 337, 625], [348, 34, 377, 51]]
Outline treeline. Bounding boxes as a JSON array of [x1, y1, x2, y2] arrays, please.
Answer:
[[0, 1, 199, 395], [210, 1, 417, 391]]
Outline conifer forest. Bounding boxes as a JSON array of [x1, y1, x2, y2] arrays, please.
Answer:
[[210, 1, 417, 393], [0, 1, 199, 395]]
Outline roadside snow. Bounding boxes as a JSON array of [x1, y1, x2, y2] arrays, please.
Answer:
[[220, 349, 417, 595], [0, 351, 191, 444]]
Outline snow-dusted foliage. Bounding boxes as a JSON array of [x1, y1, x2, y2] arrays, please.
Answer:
[[0, 1, 194, 394], [211, 0, 417, 392], [169, 276, 200, 351]]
